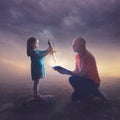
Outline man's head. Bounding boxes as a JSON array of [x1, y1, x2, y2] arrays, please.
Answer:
[[72, 37, 86, 54]]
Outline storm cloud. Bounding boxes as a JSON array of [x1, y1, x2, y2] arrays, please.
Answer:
[[0, 0, 120, 43], [0, 0, 120, 79]]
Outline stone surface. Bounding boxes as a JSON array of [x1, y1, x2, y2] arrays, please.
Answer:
[[22, 95, 56, 108]]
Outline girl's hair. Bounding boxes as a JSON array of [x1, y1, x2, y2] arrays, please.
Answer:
[[27, 37, 37, 56]]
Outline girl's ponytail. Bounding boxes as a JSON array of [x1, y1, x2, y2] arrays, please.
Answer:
[[27, 37, 37, 56]]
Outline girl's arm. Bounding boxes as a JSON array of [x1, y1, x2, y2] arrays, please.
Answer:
[[42, 46, 53, 57]]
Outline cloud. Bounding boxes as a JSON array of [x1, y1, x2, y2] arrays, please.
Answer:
[[0, 0, 120, 43], [0, 0, 120, 79]]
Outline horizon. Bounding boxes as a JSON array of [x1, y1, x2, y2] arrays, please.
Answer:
[[0, 0, 120, 80]]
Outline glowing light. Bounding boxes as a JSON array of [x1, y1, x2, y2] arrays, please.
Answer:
[[97, 62, 120, 78], [1, 58, 28, 70], [46, 50, 120, 78]]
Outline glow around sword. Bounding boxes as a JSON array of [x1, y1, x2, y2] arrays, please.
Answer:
[[48, 39, 56, 63]]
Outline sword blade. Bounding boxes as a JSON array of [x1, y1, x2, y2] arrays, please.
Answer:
[[52, 52, 56, 63]]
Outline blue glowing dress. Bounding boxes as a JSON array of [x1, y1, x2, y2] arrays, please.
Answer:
[[30, 49, 46, 80]]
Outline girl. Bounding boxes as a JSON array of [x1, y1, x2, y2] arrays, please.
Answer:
[[27, 37, 52, 101]]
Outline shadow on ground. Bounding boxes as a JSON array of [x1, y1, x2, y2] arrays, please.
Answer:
[[0, 97, 120, 120]]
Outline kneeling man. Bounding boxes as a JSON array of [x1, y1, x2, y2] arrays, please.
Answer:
[[54, 37, 105, 102]]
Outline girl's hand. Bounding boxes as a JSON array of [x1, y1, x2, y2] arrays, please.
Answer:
[[48, 46, 53, 53]]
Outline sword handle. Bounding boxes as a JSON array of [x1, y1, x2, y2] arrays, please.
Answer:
[[48, 39, 52, 47]]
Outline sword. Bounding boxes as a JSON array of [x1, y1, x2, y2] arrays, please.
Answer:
[[48, 39, 56, 63]]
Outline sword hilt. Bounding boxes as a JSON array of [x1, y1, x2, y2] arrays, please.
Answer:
[[48, 39, 55, 54], [48, 39, 56, 63], [48, 39, 52, 48]]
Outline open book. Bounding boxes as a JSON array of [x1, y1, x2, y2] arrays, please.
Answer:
[[53, 66, 72, 75]]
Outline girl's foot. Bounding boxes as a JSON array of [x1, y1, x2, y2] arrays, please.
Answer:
[[34, 94, 45, 101]]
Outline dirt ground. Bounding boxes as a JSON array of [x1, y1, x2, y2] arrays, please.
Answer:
[[0, 75, 120, 120]]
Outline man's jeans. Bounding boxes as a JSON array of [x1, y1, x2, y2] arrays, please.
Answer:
[[69, 75, 101, 102]]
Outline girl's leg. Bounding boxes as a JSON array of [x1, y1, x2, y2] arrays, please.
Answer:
[[33, 79, 45, 100], [33, 79, 40, 97]]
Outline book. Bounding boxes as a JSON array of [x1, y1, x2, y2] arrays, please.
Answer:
[[53, 66, 72, 75]]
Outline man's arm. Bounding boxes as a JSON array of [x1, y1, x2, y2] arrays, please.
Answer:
[[71, 68, 87, 76]]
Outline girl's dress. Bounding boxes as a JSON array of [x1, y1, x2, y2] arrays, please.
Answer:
[[30, 49, 46, 80]]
